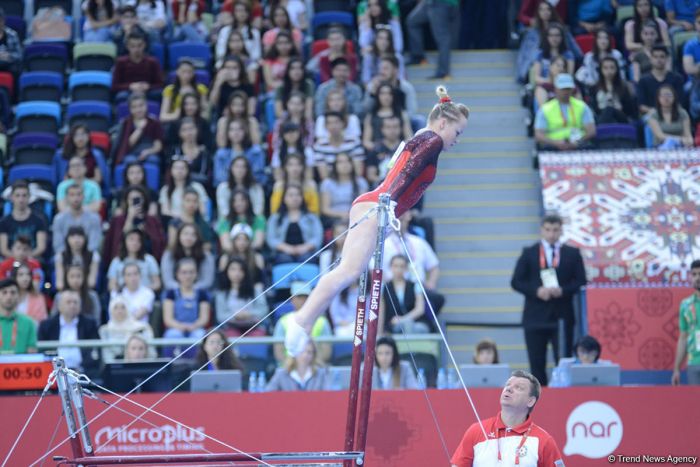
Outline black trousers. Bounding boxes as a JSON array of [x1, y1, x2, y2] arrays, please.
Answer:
[[524, 320, 574, 386]]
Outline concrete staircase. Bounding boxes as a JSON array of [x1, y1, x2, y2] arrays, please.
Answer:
[[407, 50, 540, 368]]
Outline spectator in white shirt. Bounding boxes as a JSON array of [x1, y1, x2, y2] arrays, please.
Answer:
[[111, 261, 155, 323]]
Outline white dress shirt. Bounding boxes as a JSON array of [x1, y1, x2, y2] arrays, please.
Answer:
[[58, 315, 82, 370], [540, 240, 561, 268]]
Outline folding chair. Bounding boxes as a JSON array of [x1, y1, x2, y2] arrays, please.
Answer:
[[54, 147, 112, 196], [113, 162, 160, 191], [116, 100, 160, 121], [66, 101, 112, 132], [0, 87, 9, 131], [15, 101, 61, 134], [69, 71, 112, 102], [314, 0, 353, 13], [8, 164, 54, 186], [311, 11, 354, 39], [4, 15, 26, 41], [11, 132, 59, 166], [73, 42, 117, 72], [23, 43, 68, 73], [595, 123, 639, 149], [166, 69, 211, 87], [0, 71, 14, 100], [19, 71, 63, 102], [167, 42, 212, 70], [574, 34, 595, 55], [149, 42, 166, 69], [0, 0, 24, 17], [271, 263, 321, 290], [90, 131, 111, 154]]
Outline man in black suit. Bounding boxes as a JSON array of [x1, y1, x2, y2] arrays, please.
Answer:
[[511, 214, 587, 386], [38, 290, 100, 377]]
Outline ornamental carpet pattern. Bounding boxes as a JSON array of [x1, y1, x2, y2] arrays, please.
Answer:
[[538, 149, 700, 286]]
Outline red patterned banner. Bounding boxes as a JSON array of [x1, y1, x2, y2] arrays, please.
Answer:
[[539, 150, 700, 285], [586, 286, 690, 370]]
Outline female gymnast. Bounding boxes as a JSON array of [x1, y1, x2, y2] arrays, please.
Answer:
[[286, 85, 469, 355]]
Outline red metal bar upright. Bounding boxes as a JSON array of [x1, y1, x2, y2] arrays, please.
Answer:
[[343, 269, 368, 467], [355, 194, 392, 463]]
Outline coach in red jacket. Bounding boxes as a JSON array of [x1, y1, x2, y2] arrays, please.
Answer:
[[451, 370, 564, 467]]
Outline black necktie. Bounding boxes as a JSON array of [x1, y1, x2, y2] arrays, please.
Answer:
[[550, 244, 557, 267]]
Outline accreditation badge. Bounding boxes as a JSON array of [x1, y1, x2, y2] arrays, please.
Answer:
[[540, 268, 560, 288], [517, 446, 528, 458]]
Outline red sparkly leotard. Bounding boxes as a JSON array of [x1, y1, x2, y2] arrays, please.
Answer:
[[353, 130, 443, 217]]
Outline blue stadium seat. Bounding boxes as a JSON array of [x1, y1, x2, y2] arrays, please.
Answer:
[[12, 132, 59, 150], [66, 101, 112, 132], [237, 343, 271, 360], [19, 71, 63, 102], [0, 0, 24, 17], [113, 162, 161, 191], [11, 132, 59, 166], [167, 69, 211, 87], [595, 124, 638, 150], [0, 88, 9, 130], [644, 124, 654, 148], [8, 164, 54, 185], [167, 42, 212, 70], [149, 43, 165, 69], [271, 263, 321, 290], [53, 147, 112, 196], [68, 71, 112, 102], [312, 11, 354, 39], [265, 98, 276, 131], [15, 101, 61, 133], [23, 43, 68, 73], [116, 100, 160, 121], [5, 15, 26, 41]]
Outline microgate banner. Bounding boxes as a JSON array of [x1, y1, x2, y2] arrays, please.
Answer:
[[2, 387, 698, 466]]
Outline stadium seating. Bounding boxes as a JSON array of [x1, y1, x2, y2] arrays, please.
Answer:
[[15, 101, 61, 133], [73, 42, 117, 72], [10, 132, 59, 167], [0, 0, 23, 16], [68, 71, 112, 102], [167, 42, 212, 70], [66, 101, 112, 132], [23, 43, 68, 73], [18, 71, 63, 102], [311, 11, 354, 39]]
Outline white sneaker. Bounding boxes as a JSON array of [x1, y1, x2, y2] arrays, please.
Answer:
[[285, 314, 310, 356]]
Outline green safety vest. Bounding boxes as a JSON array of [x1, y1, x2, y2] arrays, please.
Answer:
[[542, 97, 586, 141]]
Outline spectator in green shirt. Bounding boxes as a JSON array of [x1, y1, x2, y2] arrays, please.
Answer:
[[0, 278, 37, 354], [673, 259, 700, 385]]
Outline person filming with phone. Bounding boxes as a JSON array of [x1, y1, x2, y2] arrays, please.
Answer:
[[103, 185, 167, 265]]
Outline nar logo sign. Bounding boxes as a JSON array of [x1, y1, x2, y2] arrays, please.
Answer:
[[563, 401, 623, 459]]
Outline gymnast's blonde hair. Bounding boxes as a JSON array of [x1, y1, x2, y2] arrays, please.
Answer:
[[428, 85, 469, 122]]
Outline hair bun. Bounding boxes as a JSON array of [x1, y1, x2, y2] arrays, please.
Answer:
[[436, 85, 451, 103]]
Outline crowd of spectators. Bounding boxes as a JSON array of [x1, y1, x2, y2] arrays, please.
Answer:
[[0, 0, 450, 388], [517, 0, 700, 152]]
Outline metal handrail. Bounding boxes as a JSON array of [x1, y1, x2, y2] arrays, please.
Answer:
[[36, 333, 443, 349]]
